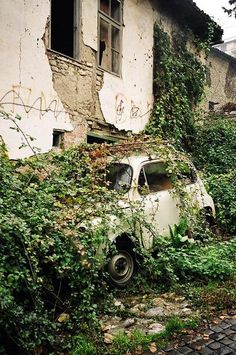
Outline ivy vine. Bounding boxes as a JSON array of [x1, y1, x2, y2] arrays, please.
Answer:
[[145, 25, 209, 149]]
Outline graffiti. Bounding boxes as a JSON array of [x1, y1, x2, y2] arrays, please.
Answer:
[[116, 99, 125, 116], [0, 85, 67, 120], [115, 93, 127, 123], [130, 100, 141, 119], [115, 94, 148, 124]]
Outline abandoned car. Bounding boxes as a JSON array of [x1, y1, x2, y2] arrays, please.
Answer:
[[97, 153, 215, 287]]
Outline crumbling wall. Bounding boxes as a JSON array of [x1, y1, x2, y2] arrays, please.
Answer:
[[0, 0, 209, 158], [0, 0, 73, 159]]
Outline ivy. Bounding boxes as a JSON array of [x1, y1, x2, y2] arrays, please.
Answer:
[[145, 25, 208, 148], [192, 115, 236, 234]]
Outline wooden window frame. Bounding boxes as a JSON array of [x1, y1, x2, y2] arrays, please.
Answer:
[[98, 0, 122, 76]]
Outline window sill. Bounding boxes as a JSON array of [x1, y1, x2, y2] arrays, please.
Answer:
[[98, 65, 121, 79], [47, 48, 93, 70]]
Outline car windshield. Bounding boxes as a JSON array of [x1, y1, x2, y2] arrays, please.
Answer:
[[106, 163, 133, 192]]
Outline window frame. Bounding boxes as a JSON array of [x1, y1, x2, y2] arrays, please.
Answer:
[[137, 160, 198, 196], [138, 161, 174, 196], [98, 0, 122, 76]]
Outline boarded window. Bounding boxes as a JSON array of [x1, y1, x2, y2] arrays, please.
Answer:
[[98, 0, 121, 75]]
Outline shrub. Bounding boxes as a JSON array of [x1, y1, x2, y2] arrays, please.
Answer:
[[0, 144, 116, 353], [139, 238, 236, 285], [192, 115, 236, 234], [206, 172, 236, 234], [192, 115, 236, 173]]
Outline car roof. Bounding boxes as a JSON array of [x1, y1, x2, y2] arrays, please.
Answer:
[[119, 154, 161, 167]]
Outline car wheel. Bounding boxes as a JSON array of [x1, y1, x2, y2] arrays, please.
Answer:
[[201, 208, 218, 234], [107, 249, 135, 287]]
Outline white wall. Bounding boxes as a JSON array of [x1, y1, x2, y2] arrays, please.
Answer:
[[81, 0, 98, 51], [0, 0, 72, 159], [98, 0, 154, 133]]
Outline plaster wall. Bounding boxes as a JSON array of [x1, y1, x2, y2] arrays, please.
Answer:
[[99, 0, 154, 133], [205, 49, 236, 111], [81, 0, 98, 52], [98, 0, 184, 133], [0, 0, 73, 159], [0, 0, 203, 158]]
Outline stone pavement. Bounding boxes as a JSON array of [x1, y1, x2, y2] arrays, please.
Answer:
[[159, 316, 236, 355]]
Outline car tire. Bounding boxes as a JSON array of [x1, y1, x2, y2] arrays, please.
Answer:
[[107, 249, 135, 288], [201, 208, 218, 235]]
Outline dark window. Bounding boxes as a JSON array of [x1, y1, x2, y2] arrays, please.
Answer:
[[87, 134, 117, 144], [52, 130, 64, 148], [208, 101, 219, 111], [106, 163, 132, 192], [51, 0, 78, 58], [98, 0, 121, 75]]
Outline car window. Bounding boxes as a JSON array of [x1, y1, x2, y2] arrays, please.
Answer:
[[176, 161, 197, 185], [138, 162, 173, 195], [106, 163, 133, 192]]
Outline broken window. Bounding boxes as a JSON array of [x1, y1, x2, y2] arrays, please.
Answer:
[[98, 0, 122, 75], [138, 162, 173, 195], [50, 0, 79, 58]]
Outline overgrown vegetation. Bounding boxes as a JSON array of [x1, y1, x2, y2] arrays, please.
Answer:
[[192, 115, 236, 234], [0, 143, 113, 353], [1, 23, 236, 355], [145, 25, 208, 148], [0, 136, 207, 353]]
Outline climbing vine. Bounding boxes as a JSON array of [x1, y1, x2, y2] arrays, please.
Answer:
[[146, 25, 209, 148]]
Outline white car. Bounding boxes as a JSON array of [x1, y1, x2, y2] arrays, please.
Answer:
[[102, 154, 215, 287]]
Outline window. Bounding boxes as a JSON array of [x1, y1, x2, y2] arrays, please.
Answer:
[[98, 0, 122, 75], [106, 163, 132, 192], [138, 161, 197, 195], [50, 0, 79, 58], [138, 162, 173, 195], [87, 133, 117, 144], [52, 130, 64, 148], [176, 161, 197, 185]]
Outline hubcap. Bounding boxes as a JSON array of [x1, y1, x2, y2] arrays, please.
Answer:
[[108, 250, 134, 285]]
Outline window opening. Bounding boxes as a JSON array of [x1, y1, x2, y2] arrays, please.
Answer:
[[51, 0, 78, 58], [98, 0, 121, 75], [52, 130, 64, 148], [176, 161, 197, 184], [87, 134, 117, 144], [106, 163, 132, 192], [138, 162, 173, 195], [208, 101, 219, 111]]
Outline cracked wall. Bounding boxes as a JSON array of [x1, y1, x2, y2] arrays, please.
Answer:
[[0, 0, 73, 159], [49, 0, 184, 137], [1, 0, 213, 158]]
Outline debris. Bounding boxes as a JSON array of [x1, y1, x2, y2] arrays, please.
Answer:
[[149, 342, 157, 353], [104, 333, 114, 344]]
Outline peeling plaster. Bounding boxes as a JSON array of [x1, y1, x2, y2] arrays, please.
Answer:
[[0, 0, 73, 159], [81, 0, 98, 51]]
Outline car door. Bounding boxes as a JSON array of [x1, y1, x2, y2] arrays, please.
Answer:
[[135, 161, 180, 249]]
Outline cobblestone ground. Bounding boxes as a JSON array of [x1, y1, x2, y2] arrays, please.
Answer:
[[148, 316, 236, 354]]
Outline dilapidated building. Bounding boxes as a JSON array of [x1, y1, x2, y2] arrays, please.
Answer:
[[0, 0, 222, 158]]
